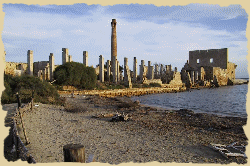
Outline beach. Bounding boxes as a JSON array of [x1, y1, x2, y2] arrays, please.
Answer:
[[4, 94, 247, 164]]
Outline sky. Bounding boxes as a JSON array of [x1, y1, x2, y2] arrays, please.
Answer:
[[2, 3, 249, 78]]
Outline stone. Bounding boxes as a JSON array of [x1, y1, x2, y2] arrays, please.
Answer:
[[139, 60, 146, 82], [133, 57, 137, 82], [169, 72, 184, 87], [154, 64, 159, 78], [124, 57, 128, 83], [117, 61, 120, 82], [68, 55, 72, 62], [27, 50, 33, 76], [124, 58, 132, 88], [62, 48, 69, 64], [106, 60, 111, 82], [83, 51, 88, 66], [111, 19, 117, 83], [49, 53, 54, 81], [99, 55, 104, 82], [147, 61, 154, 80]]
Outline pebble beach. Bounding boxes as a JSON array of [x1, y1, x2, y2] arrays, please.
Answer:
[[4, 94, 248, 164]]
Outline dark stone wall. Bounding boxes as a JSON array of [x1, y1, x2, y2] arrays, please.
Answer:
[[33, 61, 49, 77], [189, 48, 228, 70]]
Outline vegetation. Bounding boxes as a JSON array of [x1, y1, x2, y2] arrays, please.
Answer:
[[96, 82, 126, 90], [1, 74, 64, 105], [132, 83, 162, 88], [53, 62, 97, 90]]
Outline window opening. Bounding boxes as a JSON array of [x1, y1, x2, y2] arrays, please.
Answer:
[[210, 58, 213, 63], [197, 59, 200, 64]]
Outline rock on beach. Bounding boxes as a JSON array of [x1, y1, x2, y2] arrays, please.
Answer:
[[5, 95, 247, 164]]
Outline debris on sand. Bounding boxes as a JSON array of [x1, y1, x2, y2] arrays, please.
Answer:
[[110, 112, 130, 122], [209, 142, 247, 158]]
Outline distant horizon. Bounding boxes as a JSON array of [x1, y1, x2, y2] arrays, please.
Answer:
[[2, 3, 249, 78]]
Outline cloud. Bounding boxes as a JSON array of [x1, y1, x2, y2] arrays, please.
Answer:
[[3, 3, 100, 17], [104, 3, 248, 32], [2, 3, 248, 78]]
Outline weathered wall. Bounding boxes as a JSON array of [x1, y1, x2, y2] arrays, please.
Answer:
[[189, 48, 228, 70], [213, 67, 228, 86], [169, 72, 184, 87], [227, 62, 237, 80], [33, 61, 49, 77], [4, 62, 28, 76]]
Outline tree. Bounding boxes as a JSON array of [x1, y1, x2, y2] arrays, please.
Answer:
[[54, 62, 97, 90], [1, 74, 63, 105]]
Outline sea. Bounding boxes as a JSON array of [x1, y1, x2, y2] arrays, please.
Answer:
[[131, 84, 248, 118]]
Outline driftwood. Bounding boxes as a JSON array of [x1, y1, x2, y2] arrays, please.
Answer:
[[110, 112, 130, 122], [92, 112, 130, 122], [209, 142, 247, 158]]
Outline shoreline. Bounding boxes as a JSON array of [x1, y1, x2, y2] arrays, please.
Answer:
[[58, 79, 248, 98], [4, 94, 246, 164], [58, 86, 187, 97]]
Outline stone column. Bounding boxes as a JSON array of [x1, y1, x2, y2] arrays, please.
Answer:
[[42, 68, 46, 81], [199, 67, 205, 81], [166, 65, 172, 73], [106, 60, 111, 82], [99, 55, 104, 82], [191, 71, 195, 84], [117, 61, 120, 82], [133, 57, 137, 82], [27, 50, 33, 76], [154, 64, 159, 78], [68, 55, 72, 62], [62, 48, 69, 64], [160, 64, 164, 76], [83, 51, 88, 66], [111, 19, 117, 83], [45, 66, 50, 80], [49, 53, 55, 81], [38, 70, 43, 80], [147, 61, 154, 80], [140, 60, 145, 82], [124, 62, 132, 88], [124, 57, 128, 83], [195, 71, 199, 81]]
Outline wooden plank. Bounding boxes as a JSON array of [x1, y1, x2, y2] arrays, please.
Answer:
[[63, 144, 85, 162]]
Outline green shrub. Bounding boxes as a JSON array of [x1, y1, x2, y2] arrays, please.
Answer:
[[1, 74, 64, 105], [149, 83, 162, 87], [54, 62, 96, 90]]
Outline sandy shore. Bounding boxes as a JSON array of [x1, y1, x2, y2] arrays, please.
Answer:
[[4, 94, 247, 164]]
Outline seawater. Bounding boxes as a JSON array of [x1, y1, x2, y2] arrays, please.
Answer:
[[131, 84, 248, 118]]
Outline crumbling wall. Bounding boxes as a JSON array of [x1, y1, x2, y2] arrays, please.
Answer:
[[33, 61, 49, 77], [4, 62, 28, 76], [181, 70, 192, 88], [213, 67, 228, 86], [189, 48, 228, 70], [169, 72, 184, 87], [227, 62, 237, 81]]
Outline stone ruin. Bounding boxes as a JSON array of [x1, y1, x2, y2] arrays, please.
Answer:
[[180, 48, 237, 87], [3, 19, 237, 89]]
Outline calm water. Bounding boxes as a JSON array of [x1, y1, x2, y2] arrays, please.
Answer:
[[131, 84, 248, 118]]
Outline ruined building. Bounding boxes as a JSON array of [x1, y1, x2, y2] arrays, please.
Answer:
[[5, 19, 236, 90], [62, 48, 73, 64], [4, 50, 56, 82], [181, 48, 237, 87]]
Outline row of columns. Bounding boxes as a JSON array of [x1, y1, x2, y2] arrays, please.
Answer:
[[27, 50, 55, 81], [62, 48, 73, 64]]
